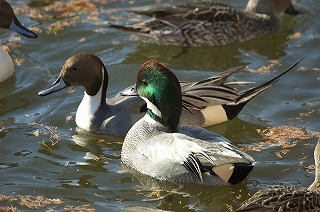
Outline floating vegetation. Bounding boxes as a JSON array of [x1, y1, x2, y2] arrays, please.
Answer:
[[288, 109, 320, 124], [47, 0, 97, 18], [0, 193, 95, 211], [246, 60, 282, 74], [295, 64, 319, 72], [13, 0, 96, 35], [242, 125, 317, 158], [258, 126, 312, 142], [14, 0, 97, 19], [93, 155, 109, 164], [145, 190, 161, 198], [63, 204, 95, 211], [11, 55, 24, 66], [287, 31, 302, 40], [12, 0, 127, 35], [29, 122, 60, 150], [0, 194, 62, 210]]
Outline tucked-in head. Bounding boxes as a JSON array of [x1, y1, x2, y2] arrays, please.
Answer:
[[136, 60, 182, 132], [0, 0, 38, 38]]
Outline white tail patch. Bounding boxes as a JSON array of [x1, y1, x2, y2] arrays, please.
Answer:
[[212, 164, 234, 183], [201, 105, 228, 127]]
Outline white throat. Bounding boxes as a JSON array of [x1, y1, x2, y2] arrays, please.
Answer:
[[76, 66, 104, 131]]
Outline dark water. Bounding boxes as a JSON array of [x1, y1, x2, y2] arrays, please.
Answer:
[[0, 0, 319, 211]]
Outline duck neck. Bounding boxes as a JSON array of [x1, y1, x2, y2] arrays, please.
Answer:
[[142, 97, 179, 133], [76, 66, 108, 131], [80, 88, 103, 115], [100, 65, 108, 105], [308, 140, 320, 192], [84, 65, 108, 106], [245, 0, 274, 15], [308, 176, 320, 192], [146, 108, 163, 125]]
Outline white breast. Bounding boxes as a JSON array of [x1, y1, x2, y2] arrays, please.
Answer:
[[0, 46, 14, 83]]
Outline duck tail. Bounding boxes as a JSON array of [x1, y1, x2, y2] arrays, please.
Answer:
[[223, 58, 303, 120], [227, 146, 255, 184], [228, 162, 255, 184], [238, 58, 302, 104]]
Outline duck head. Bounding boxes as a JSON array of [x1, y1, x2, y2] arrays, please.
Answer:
[[38, 53, 108, 100], [0, 0, 38, 38], [246, 0, 300, 15], [136, 60, 182, 132]]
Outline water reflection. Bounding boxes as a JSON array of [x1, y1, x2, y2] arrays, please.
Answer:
[[0, 77, 16, 99], [124, 165, 251, 211]]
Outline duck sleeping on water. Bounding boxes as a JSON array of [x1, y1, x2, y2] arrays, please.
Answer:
[[38, 53, 301, 137], [109, 0, 300, 47], [0, 0, 38, 83], [121, 60, 255, 185]]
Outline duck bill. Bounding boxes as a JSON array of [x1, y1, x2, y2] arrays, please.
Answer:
[[38, 76, 69, 96], [119, 84, 139, 96], [9, 18, 38, 38]]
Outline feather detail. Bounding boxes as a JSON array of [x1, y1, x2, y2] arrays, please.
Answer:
[[184, 154, 203, 183]]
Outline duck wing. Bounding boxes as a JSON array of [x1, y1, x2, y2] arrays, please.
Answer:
[[138, 129, 254, 184], [181, 85, 240, 111], [137, 132, 211, 183], [128, 2, 238, 26], [180, 67, 244, 110], [180, 65, 244, 88]]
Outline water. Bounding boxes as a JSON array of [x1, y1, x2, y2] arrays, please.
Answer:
[[0, 0, 319, 211]]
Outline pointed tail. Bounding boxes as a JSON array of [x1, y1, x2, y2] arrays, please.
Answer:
[[222, 58, 303, 120], [235, 58, 303, 105]]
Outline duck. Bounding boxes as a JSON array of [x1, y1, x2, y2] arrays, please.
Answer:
[[122, 60, 255, 185], [38, 53, 301, 137], [109, 0, 299, 47], [236, 139, 320, 211], [0, 0, 38, 83]]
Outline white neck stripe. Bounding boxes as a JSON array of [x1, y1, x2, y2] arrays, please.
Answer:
[[75, 66, 104, 131], [141, 96, 162, 118]]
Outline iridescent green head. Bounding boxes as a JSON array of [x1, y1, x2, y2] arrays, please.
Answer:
[[136, 60, 182, 132]]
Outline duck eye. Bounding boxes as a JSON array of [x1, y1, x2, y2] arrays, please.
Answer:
[[72, 67, 78, 71], [141, 80, 148, 86]]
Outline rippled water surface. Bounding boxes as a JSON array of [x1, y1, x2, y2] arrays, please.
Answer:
[[1, 0, 320, 211]]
